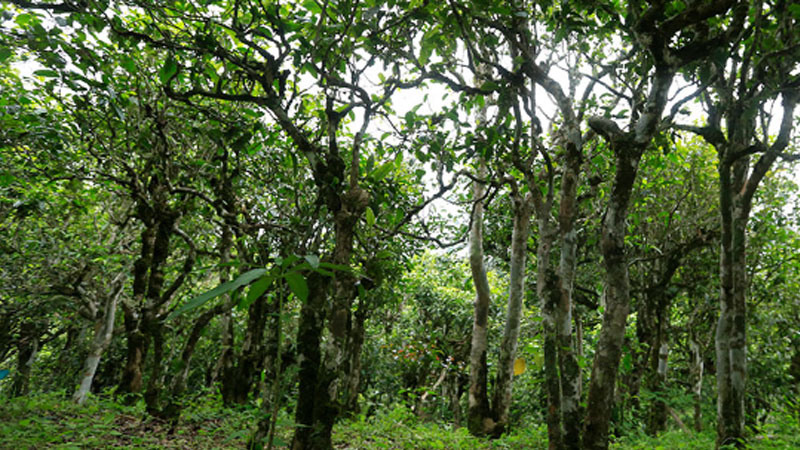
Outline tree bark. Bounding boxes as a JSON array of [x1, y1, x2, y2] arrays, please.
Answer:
[[169, 302, 230, 400], [491, 191, 532, 433], [557, 133, 583, 450], [10, 334, 39, 397], [582, 145, 642, 450], [716, 157, 748, 449], [118, 310, 148, 397], [222, 292, 270, 405], [343, 297, 368, 415], [74, 278, 124, 405], [466, 159, 494, 436], [308, 186, 369, 449], [583, 59, 676, 448], [538, 215, 562, 449], [690, 334, 704, 432], [292, 273, 329, 450], [210, 225, 234, 387], [118, 222, 156, 397]]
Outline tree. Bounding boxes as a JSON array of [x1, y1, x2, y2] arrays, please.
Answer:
[[673, 2, 800, 446]]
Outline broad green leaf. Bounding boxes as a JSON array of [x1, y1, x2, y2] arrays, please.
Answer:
[[169, 268, 266, 319], [370, 162, 393, 181], [15, 13, 31, 27], [242, 274, 275, 309], [285, 272, 309, 302], [0, 48, 11, 63], [304, 254, 320, 269], [365, 206, 375, 227]]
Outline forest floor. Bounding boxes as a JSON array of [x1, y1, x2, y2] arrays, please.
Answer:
[[1, 392, 798, 449]]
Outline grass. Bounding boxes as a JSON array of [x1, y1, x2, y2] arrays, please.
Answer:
[[0, 391, 258, 449], [1, 393, 798, 449]]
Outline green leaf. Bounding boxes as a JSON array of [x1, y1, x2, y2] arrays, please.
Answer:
[[480, 81, 499, 91], [279, 254, 300, 269], [285, 272, 309, 302], [121, 55, 136, 75], [370, 162, 393, 181], [169, 268, 267, 319], [304, 254, 320, 269], [242, 275, 274, 309], [158, 57, 178, 84], [15, 14, 32, 27], [33, 69, 59, 78], [365, 206, 375, 227], [0, 48, 11, 63]]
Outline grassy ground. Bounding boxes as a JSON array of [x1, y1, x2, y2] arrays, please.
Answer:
[[1, 393, 798, 449]]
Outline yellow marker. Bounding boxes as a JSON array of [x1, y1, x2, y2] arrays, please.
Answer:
[[514, 358, 526, 376]]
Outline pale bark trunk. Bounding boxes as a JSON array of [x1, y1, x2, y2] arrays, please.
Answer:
[[690, 335, 704, 432], [74, 281, 123, 405], [467, 159, 494, 436], [491, 192, 532, 432], [646, 341, 669, 434]]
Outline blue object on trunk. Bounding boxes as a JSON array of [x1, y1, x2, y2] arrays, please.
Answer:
[[0, 369, 9, 380]]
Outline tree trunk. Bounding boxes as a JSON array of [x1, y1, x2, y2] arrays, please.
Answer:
[[10, 334, 38, 397], [583, 148, 641, 450], [144, 316, 166, 415], [252, 283, 286, 449], [210, 225, 234, 387], [118, 310, 148, 397], [447, 370, 463, 427], [222, 292, 270, 405], [690, 334, 704, 432], [491, 192, 532, 433], [537, 214, 562, 449], [467, 159, 494, 436], [169, 303, 229, 400], [308, 187, 369, 449], [74, 281, 123, 404], [557, 136, 583, 450], [716, 158, 748, 449], [646, 340, 669, 435], [118, 223, 156, 397], [292, 273, 329, 450], [343, 297, 368, 415], [292, 186, 368, 450]]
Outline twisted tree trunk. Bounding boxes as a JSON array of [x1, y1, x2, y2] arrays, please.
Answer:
[[466, 159, 494, 436], [74, 277, 125, 404]]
